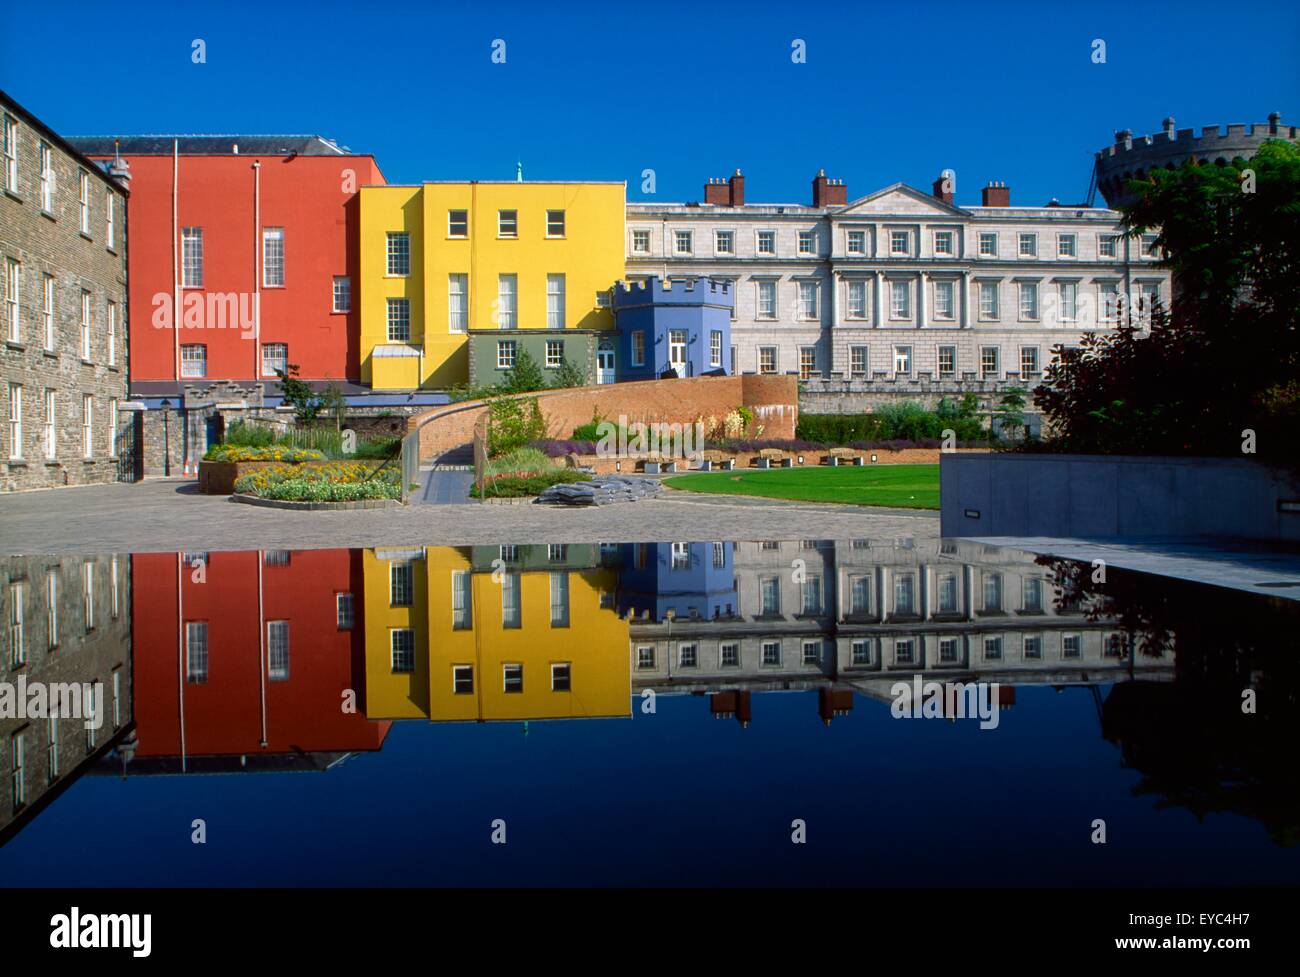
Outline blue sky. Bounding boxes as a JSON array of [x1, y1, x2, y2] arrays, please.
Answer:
[[3, 0, 1297, 206]]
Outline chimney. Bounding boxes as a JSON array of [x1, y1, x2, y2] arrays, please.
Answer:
[[107, 139, 131, 185], [728, 168, 744, 206], [932, 173, 954, 205], [811, 169, 847, 207], [1162, 117, 1176, 139], [703, 177, 730, 206], [981, 181, 1010, 207]]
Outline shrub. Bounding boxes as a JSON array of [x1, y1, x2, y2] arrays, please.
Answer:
[[234, 461, 401, 501], [797, 414, 885, 444], [485, 447, 557, 477], [223, 420, 276, 448], [487, 396, 546, 457], [534, 439, 598, 458], [550, 357, 590, 389], [500, 348, 546, 394], [470, 469, 590, 499]]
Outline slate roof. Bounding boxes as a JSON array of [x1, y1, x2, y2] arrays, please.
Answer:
[[65, 134, 357, 156]]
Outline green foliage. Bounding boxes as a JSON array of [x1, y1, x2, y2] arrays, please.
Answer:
[[500, 348, 546, 394], [487, 396, 546, 457], [798, 401, 988, 444], [222, 419, 276, 448], [204, 444, 324, 463], [234, 461, 401, 501], [484, 447, 557, 477], [319, 381, 348, 431], [796, 414, 885, 443], [550, 357, 590, 389], [994, 387, 1029, 442], [275, 364, 323, 423], [216, 418, 398, 461], [664, 465, 940, 509], [471, 469, 590, 498], [448, 381, 502, 403]]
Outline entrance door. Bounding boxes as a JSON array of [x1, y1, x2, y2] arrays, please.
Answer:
[[669, 330, 687, 377], [597, 339, 615, 384]]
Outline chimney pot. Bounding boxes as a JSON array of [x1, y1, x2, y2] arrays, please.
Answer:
[[981, 182, 1011, 207]]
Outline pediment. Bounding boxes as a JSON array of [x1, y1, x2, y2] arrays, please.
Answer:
[[837, 183, 968, 218]]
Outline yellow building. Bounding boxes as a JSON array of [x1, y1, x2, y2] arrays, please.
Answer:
[[363, 546, 631, 723], [359, 181, 626, 390]]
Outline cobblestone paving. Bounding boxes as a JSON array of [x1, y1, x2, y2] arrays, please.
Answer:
[[0, 479, 939, 554]]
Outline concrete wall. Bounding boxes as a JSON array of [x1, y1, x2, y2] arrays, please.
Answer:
[[940, 453, 1300, 541]]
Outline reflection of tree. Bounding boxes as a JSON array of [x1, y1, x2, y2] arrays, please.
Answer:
[[1040, 555, 1300, 846]]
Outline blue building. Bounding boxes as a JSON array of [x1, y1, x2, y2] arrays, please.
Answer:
[[611, 277, 733, 381], [616, 542, 737, 622]]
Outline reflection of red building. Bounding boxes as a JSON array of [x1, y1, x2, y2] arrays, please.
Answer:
[[131, 550, 390, 767]]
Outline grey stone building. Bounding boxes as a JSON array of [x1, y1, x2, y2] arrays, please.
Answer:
[[1, 90, 131, 491]]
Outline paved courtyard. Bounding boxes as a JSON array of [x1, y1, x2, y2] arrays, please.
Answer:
[[0, 479, 939, 554]]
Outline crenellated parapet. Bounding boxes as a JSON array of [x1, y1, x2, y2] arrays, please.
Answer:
[[611, 275, 734, 311]]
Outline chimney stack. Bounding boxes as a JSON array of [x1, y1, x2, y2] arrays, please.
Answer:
[[703, 168, 745, 206], [981, 181, 1010, 207], [811, 169, 846, 207], [932, 173, 954, 205]]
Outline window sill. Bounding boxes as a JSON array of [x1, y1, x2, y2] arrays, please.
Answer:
[[5, 340, 23, 350], [81, 358, 94, 366], [330, 309, 350, 315], [80, 231, 93, 242], [82, 458, 96, 464], [40, 209, 56, 221], [3, 188, 22, 203], [106, 364, 119, 372], [7, 458, 27, 466], [44, 460, 61, 467], [261, 284, 285, 290], [42, 349, 58, 359], [181, 286, 205, 291], [106, 246, 118, 257]]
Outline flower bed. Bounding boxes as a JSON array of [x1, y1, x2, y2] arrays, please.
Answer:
[[470, 469, 591, 499], [205, 444, 326, 463], [234, 461, 402, 502]]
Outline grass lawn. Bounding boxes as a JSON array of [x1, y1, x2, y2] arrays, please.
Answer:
[[662, 464, 939, 509]]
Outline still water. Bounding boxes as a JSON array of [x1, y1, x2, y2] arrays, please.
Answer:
[[1, 539, 1297, 886]]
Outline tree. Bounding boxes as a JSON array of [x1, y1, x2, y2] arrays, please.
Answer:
[[550, 357, 590, 389], [994, 386, 1028, 443], [500, 348, 546, 394], [320, 380, 348, 432], [275, 364, 322, 424]]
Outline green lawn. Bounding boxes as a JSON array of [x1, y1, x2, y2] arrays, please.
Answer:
[[663, 464, 939, 509]]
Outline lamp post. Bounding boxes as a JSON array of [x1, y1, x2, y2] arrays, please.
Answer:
[[160, 399, 172, 476]]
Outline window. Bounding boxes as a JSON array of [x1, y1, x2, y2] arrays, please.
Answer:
[[760, 576, 780, 615], [631, 229, 650, 254], [936, 345, 957, 379], [1022, 577, 1043, 612], [503, 663, 524, 693], [43, 389, 55, 460], [799, 280, 819, 319], [890, 229, 909, 255], [934, 280, 955, 319], [756, 280, 777, 319], [1062, 634, 1081, 659], [4, 257, 17, 343], [181, 227, 204, 287], [978, 231, 997, 257], [1100, 281, 1120, 322], [550, 572, 569, 627], [545, 339, 564, 369], [46, 571, 57, 649], [47, 717, 59, 781], [894, 574, 916, 615], [1, 115, 16, 192], [261, 343, 287, 378], [1098, 234, 1118, 259], [389, 562, 414, 606], [10, 731, 25, 808], [758, 346, 777, 374], [980, 346, 1000, 379], [1057, 233, 1076, 258], [386, 298, 410, 342], [42, 274, 54, 351], [262, 227, 284, 286], [799, 346, 817, 380], [595, 289, 610, 309], [109, 399, 118, 458], [107, 301, 116, 366], [1023, 635, 1043, 659], [800, 575, 823, 614], [1020, 346, 1039, 377], [112, 670, 121, 728], [712, 541, 726, 568], [983, 572, 1003, 611], [938, 573, 959, 612], [185, 622, 209, 683], [546, 273, 565, 329], [1105, 634, 1126, 658], [673, 229, 693, 254], [720, 643, 740, 668], [798, 230, 815, 255], [849, 575, 871, 615], [390, 629, 415, 673], [1018, 281, 1039, 320], [710, 331, 722, 367], [445, 274, 467, 333], [678, 644, 698, 668], [180, 343, 206, 378], [894, 639, 915, 665], [851, 640, 871, 665], [496, 274, 517, 328], [939, 638, 960, 664], [1142, 234, 1159, 258], [38, 142, 54, 212], [850, 345, 868, 378], [336, 593, 355, 629], [846, 279, 867, 319], [893, 345, 912, 377], [453, 665, 474, 694], [979, 281, 999, 319], [333, 276, 351, 312], [106, 192, 115, 250], [447, 209, 468, 237], [1057, 281, 1078, 322], [547, 662, 571, 691], [984, 637, 1003, 661], [267, 621, 290, 680], [762, 641, 782, 666], [631, 331, 645, 367], [498, 210, 518, 238], [756, 230, 775, 255], [79, 170, 90, 233], [81, 395, 93, 458], [386, 232, 410, 276], [1139, 282, 1161, 322], [637, 646, 655, 669], [802, 640, 821, 665], [80, 290, 91, 359], [934, 230, 954, 256], [6, 384, 20, 460], [846, 229, 866, 255], [451, 570, 472, 629], [501, 573, 521, 628], [545, 209, 565, 237], [1018, 233, 1037, 258], [496, 340, 516, 370], [715, 230, 734, 255], [889, 280, 910, 318]]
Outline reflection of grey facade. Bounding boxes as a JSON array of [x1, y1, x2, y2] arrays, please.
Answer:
[[1, 554, 132, 843], [629, 539, 1173, 695]]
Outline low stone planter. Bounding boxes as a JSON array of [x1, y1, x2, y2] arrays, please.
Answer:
[[199, 459, 392, 495], [230, 494, 403, 511]]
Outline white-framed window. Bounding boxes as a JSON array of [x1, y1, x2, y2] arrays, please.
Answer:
[[758, 346, 777, 374], [546, 209, 565, 237], [267, 620, 290, 681], [1099, 281, 1120, 321], [799, 346, 817, 380], [894, 638, 915, 665], [390, 629, 415, 673], [1020, 345, 1040, 377], [10, 731, 26, 808], [798, 230, 815, 255], [980, 346, 1000, 379], [983, 636, 1003, 661], [761, 641, 782, 666], [447, 274, 467, 333], [889, 279, 910, 318], [496, 340, 516, 370], [336, 592, 355, 629], [6, 383, 21, 460], [983, 572, 1003, 610], [333, 275, 351, 312], [673, 229, 693, 255], [631, 330, 645, 367], [1139, 281, 1161, 322], [978, 231, 997, 257], [850, 345, 868, 378], [756, 279, 777, 319], [261, 342, 288, 377], [450, 570, 472, 630], [4, 257, 18, 343], [47, 717, 58, 781], [546, 273, 565, 329], [42, 274, 54, 351], [503, 663, 524, 692], [798, 280, 818, 319], [933, 230, 954, 256], [759, 575, 781, 616], [893, 345, 912, 377], [80, 289, 91, 359], [501, 572, 521, 628], [1057, 281, 1077, 322], [106, 301, 116, 366], [81, 394, 93, 459], [46, 571, 58, 649], [714, 229, 734, 255], [756, 230, 776, 255], [671, 541, 690, 570], [496, 274, 517, 328], [181, 227, 203, 287], [453, 664, 474, 694], [846, 279, 867, 319], [389, 561, 414, 607], [1062, 634, 1081, 659], [109, 398, 118, 458], [595, 289, 611, 309], [710, 330, 722, 367], [636, 646, 655, 669], [848, 574, 871, 615], [894, 573, 916, 614], [386, 231, 410, 276], [720, 642, 740, 668], [800, 574, 823, 614], [851, 639, 871, 666], [179, 343, 206, 378], [889, 229, 910, 256], [1024, 634, 1043, 659], [38, 141, 54, 212], [631, 228, 650, 254], [106, 191, 115, 250], [1098, 234, 1118, 259], [447, 209, 468, 237], [1142, 234, 1159, 258], [498, 209, 518, 238], [937, 573, 959, 612], [1057, 233, 1076, 258], [979, 281, 999, 319], [83, 562, 94, 630], [545, 572, 568, 628], [550, 662, 571, 691], [1018, 232, 1037, 258], [262, 227, 285, 286], [934, 280, 955, 319], [42, 388, 55, 460], [846, 229, 866, 255], [802, 640, 821, 665], [1018, 281, 1039, 320], [79, 170, 90, 233], [1, 115, 16, 193], [1022, 577, 1044, 612], [545, 339, 563, 369], [381, 298, 411, 343], [938, 345, 956, 379]]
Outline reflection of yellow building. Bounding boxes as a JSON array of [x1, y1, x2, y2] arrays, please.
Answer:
[[363, 547, 630, 722]]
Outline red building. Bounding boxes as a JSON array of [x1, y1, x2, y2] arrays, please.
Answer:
[[129, 549, 391, 771]]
